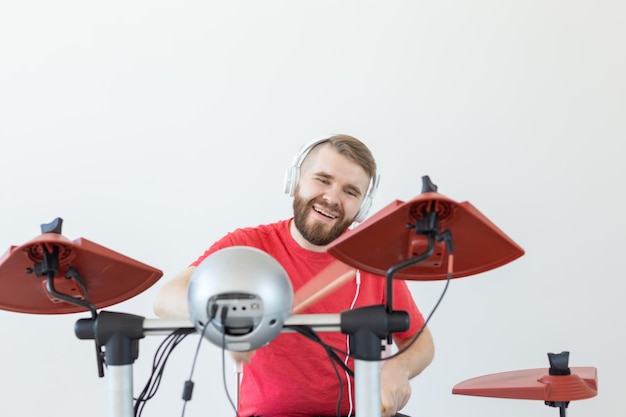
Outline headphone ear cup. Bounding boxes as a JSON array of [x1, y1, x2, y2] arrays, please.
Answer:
[[283, 166, 300, 196], [354, 195, 372, 223], [354, 173, 379, 223]]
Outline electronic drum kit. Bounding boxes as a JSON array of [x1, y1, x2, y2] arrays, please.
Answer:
[[0, 176, 597, 417]]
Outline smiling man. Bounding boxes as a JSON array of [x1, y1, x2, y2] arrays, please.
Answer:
[[153, 134, 435, 417]]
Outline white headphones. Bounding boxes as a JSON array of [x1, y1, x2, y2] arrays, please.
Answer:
[[283, 135, 380, 223]]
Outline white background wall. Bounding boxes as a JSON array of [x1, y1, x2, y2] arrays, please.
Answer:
[[0, 1, 623, 417]]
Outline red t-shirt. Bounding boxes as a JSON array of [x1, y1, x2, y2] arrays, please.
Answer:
[[191, 219, 426, 417]]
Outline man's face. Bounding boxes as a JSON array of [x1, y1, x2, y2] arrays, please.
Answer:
[[292, 145, 370, 247]]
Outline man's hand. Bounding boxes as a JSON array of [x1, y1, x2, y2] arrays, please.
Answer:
[[379, 327, 435, 417], [380, 360, 411, 417], [230, 350, 256, 364]]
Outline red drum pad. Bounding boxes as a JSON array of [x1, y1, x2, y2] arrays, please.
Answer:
[[0, 224, 162, 314]]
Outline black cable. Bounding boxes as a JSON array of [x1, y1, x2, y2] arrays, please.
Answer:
[[285, 325, 354, 377], [180, 304, 219, 417], [134, 327, 195, 417], [282, 325, 350, 417], [327, 340, 344, 417], [221, 319, 240, 417], [380, 264, 452, 363], [135, 329, 190, 415]]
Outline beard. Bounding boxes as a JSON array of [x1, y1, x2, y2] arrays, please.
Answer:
[[292, 193, 354, 246]]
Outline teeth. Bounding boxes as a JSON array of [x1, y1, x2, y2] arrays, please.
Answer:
[[314, 207, 337, 219]]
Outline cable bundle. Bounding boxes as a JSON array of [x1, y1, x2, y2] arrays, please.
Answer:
[[134, 328, 195, 417]]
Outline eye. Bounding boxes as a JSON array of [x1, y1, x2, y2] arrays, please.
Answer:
[[345, 189, 359, 198], [316, 177, 330, 185]]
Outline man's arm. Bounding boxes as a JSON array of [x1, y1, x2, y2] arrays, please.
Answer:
[[153, 266, 196, 318], [380, 325, 435, 417]]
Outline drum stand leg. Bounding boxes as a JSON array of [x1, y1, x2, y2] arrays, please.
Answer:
[[342, 304, 410, 417], [75, 311, 145, 417]]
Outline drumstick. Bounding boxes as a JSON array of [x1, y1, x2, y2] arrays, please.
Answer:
[[292, 259, 356, 314]]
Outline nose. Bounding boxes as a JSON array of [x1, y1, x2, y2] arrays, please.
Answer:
[[322, 184, 342, 206]]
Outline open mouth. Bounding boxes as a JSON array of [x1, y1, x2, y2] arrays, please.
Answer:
[[313, 206, 338, 219]]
